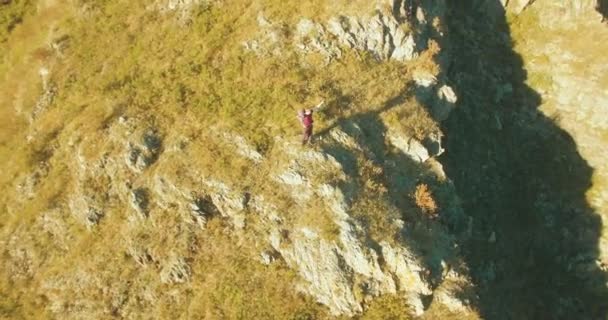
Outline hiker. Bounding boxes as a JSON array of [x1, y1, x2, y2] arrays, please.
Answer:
[[298, 100, 324, 145]]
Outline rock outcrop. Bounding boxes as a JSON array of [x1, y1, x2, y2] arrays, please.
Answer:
[[245, 0, 449, 64]]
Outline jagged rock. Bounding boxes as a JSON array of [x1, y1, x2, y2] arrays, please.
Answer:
[[295, 19, 342, 61], [423, 132, 445, 157], [433, 85, 458, 121], [387, 132, 430, 163], [125, 129, 162, 173], [272, 223, 437, 316], [433, 269, 475, 313], [381, 243, 433, 315], [267, 144, 463, 316], [203, 179, 247, 229], [260, 249, 280, 265], [190, 195, 220, 227], [326, 13, 417, 62], [221, 132, 263, 163], [248, 11, 419, 62], [130, 188, 150, 218]]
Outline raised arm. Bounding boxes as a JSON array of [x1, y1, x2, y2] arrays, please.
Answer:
[[313, 100, 325, 112]]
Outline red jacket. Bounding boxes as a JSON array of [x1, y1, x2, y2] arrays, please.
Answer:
[[303, 114, 313, 127]]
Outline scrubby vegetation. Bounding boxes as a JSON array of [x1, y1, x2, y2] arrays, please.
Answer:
[[413, 184, 437, 216]]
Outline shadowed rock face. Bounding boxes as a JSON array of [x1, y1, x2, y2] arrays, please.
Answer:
[[439, 1, 608, 318], [599, 0, 608, 18]]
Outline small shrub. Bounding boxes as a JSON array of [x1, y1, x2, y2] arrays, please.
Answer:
[[413, 183, 438, 216]]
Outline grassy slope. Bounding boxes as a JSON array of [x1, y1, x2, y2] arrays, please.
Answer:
[[0, 1, 455, 319]]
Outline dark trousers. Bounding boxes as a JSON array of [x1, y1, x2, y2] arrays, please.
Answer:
[[406, 0, 418, 21], [302, 126, 313, 145]]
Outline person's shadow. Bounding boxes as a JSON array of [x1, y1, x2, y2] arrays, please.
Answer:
[[437, 1, 608, 319]]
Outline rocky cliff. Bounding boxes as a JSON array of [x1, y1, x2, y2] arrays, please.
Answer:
[[1, 0, 606, 319]]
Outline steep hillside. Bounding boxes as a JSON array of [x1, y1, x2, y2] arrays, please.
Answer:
[[1, 0, 606, 319], [1, 1, 476, 319]]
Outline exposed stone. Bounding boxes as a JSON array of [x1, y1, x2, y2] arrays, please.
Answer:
[[326, 13, 417, 62], [387, 132, 431, 163], [267, 144, 464, 316], [31, 85, 56, 122], [433, 85, 458, 121], [413, 70, 438, 87], [423, 132, 445, 157], [221, 132, 263, 163], [260, 249, 280, 265], [295, 19, 342, 61], [125, 129, 163, 173], [248, 11, 420, 63], [381, 243, 433, 315], [130, 188, 150, 218], [190, 195, 220, 227], [203, 179, 247, 229], [433, 270, 475, 313]]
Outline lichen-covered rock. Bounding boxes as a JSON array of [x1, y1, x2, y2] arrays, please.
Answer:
[[125, 129, 163, 173], [263, 134, 469, 316], [387, 132, 431, 163], [247, 11, 420, 63], [295, 19, 343, 61], [326, 13, 417, 62]]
